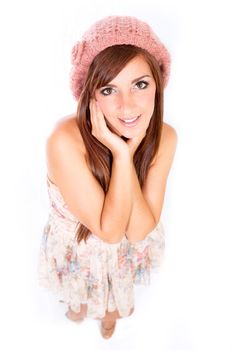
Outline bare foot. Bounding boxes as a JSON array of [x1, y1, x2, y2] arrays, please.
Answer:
[[101, 319, 116, 339], [102, 319, 116, 328]]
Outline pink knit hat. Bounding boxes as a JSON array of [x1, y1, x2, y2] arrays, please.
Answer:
[[70, 16, 171, 100]]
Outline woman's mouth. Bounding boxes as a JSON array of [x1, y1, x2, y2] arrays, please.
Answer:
[[118, 115, 141, 128]]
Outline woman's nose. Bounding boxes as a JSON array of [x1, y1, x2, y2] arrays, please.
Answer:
[[117, 92, 136, 115]]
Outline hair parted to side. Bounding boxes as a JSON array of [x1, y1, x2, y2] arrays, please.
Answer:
[[74, 44, 164, 244]]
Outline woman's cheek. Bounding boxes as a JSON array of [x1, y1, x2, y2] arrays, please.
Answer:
[[99, 102, 115, 120]]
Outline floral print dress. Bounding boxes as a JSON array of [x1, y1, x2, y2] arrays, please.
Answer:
[[37, 176, 165, 319]]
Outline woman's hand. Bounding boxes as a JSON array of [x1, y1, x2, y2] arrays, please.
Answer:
[[127, 131, 146, 159], [89, 99, 130, 158]]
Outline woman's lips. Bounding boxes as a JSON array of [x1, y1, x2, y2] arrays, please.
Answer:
[[118, 115, 141, 128]]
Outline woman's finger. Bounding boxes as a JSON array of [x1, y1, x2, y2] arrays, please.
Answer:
[[91, 99, 109, 136], [89, 99, 99, 135], [94, 101, 108, 132]]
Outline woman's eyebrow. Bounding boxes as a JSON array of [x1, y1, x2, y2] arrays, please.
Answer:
[[103, 75, 151, 88]]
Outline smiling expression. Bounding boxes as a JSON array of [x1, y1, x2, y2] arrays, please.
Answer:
[[94, 55, 156, 139]]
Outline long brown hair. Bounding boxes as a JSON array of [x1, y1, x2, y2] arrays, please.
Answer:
[[74, 44, 164, 244]]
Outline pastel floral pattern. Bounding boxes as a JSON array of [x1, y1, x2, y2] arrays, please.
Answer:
[[38, 177, 165, 318]]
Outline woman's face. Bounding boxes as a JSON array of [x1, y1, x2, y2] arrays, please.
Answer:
[[94, 55, 156, 139]]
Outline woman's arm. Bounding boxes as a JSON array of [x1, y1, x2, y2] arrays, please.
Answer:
[[87, 99, 135, 243], [125, 123, 178, 242], [46, 127, 133, 245], [124, 163, 157, 242], [100, 153, 134, 243]]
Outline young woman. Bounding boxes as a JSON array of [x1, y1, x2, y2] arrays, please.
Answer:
[[38, 15, 177, 339]]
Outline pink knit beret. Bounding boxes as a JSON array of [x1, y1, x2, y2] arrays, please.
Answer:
[[70, 15, 171, 100]]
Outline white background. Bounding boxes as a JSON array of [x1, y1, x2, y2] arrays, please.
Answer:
[[1, 0, 233, 349]]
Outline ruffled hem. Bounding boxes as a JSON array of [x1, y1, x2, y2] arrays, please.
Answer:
[[130, 221, 165, 285], [38, 215, 165, 319]]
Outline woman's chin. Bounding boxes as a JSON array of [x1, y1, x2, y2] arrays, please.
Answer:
[[108, 122, 143, 139], [121, 129, 141, 139]]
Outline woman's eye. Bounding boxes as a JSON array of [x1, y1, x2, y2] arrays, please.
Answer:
[[100, 87, 114, 96], [135, 80, 149, 89]]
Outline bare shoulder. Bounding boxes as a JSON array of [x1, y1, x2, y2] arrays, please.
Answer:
[[54, 114, 85, 149], [151, 122, 178, 167], [46, 114, 87, 184], [165, 121, 177, 133], [160, 122, 178, 153]]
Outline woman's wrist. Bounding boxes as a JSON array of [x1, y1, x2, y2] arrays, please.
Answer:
[[111, 148, 131, 161]]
